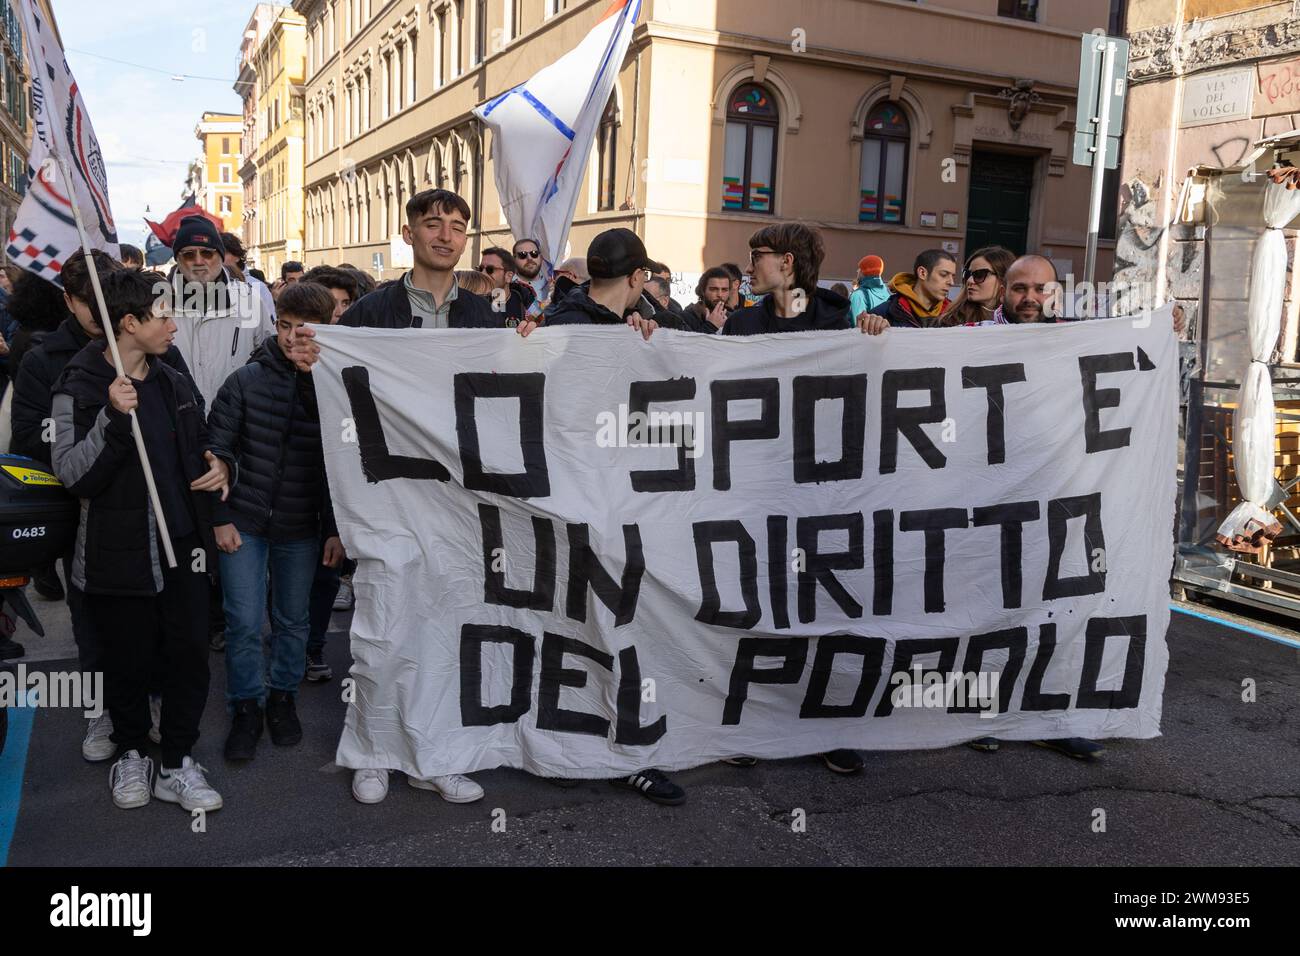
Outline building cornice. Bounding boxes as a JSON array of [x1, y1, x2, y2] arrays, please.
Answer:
[[1128, 6, 1300, 82], [643, 22, 1079, 99]]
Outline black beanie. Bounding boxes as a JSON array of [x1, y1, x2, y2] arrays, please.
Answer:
[[172, 215, 225, 259]]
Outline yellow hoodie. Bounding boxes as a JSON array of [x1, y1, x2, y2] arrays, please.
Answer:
[[887, 271, 948, 320]]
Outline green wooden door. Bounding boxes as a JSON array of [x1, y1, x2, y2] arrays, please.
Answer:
[[965, 151, 1035, 256]]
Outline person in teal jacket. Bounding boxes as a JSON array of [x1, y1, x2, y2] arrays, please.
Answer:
[[848, 255, 890, 321]]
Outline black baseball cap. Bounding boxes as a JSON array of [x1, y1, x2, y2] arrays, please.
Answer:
[[587, 228, 651, 279]]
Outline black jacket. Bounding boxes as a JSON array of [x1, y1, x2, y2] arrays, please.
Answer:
[[504, 281, 537, 326], [543, 287, 627, 326], [680, 302, 722, 335], [339, 272, 507, 329], [11, 317, 197, 464], [722, 288, 852, 335], [50, 340, 220, 596], [206, 337, 336, 542]]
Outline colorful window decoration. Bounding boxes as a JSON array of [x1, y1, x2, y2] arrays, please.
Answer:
[[722, 83, 777, 215], [859, 101, 910, 224], [729, 84, 776, 119]]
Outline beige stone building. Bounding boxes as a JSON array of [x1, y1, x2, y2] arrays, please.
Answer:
[[239, 4, 307, 277], [1116, 0, 1300, 344], [236, 4, 284, 265], [296, 0, 1117, 286]]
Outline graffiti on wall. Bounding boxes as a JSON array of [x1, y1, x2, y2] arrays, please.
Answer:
[[1112, 175, 1205, 322]]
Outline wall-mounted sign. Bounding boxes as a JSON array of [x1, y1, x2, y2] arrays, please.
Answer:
[[942, 240, 959, 255], [1180, 68, 1255, 127], [920, 211, 937, 228], [942, 210, 960, 230]]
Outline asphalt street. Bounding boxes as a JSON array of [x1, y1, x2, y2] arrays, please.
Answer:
[[1, 596, 1297, 867]]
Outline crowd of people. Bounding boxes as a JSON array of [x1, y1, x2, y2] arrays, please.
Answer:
[[0, 185, 1184, 814]]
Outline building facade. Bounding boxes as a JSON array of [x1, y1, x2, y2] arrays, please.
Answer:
[[237, 3, 283, 268], [0, 0, 29, 260], [1116, 0, 1300, 339], [296, 0, 1116, 285], [247, 5, 308, 277], [193, 112, 244, 233]]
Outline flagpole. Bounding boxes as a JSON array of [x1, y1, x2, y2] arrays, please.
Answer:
[[54, 157, 178, 569]]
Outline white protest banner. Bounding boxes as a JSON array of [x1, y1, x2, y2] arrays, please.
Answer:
[[315, 310, 1177, 779]]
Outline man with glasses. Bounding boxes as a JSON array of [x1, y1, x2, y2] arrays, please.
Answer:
[[168, 216, 274, 413], [478, 246, 535, 327], [722, 223, 858, 336], [167, 217, 275, 656], [721, 222, 881, 774], [512, 237, 549, 305], [868, 249, 958, 328], [515, 228, 679, 805]]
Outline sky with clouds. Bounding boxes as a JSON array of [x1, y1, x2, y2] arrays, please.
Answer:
[[52, 0, 252, 247]]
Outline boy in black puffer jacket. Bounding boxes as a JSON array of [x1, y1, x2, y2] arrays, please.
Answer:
[[206, 282, 343, 761]]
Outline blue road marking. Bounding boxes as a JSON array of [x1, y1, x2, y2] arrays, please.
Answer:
[[1171, 603, 1300, 651], [0, 705, 35, 866]]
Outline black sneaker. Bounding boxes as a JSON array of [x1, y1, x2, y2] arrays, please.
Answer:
[[0, 637, 24, 660], [611, 768, 686, 806], [305, 650, 332, 682], [1034, 737, 1104, 760], [723, 756, 758, 767], [967, 737, 1000, 753], [266, 690, 302, 746], [224, 699, 263, 761], [821, 749, 864, 774], [32, 564, 64, 601]]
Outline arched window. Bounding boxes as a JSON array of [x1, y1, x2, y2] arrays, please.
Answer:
[[859, 101, 909, 224], [722, 83, 777, 214]]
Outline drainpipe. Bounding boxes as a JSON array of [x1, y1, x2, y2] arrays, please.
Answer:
[[1154, 0, 1187, 306]]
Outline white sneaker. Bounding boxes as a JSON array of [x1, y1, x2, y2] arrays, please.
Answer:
[[148, 695, 162, 744], [82, 713, 116, 762], [352, 768, 389, 804], [332, 577, 355, 611], [408, 773, 485, 804], [109, 750, 153, 809], [153, 756, 223, 812]]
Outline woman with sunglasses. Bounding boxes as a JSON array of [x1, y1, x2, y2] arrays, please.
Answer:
[[936, 246, 1016, 327]]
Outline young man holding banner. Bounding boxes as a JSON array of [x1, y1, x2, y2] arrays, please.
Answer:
[[515, 227, 684, 805], [721, 221, 887, 774], [289, 188, 505, 806]]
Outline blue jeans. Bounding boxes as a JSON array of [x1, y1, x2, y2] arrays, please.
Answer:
[[220, 533, 317, 707]]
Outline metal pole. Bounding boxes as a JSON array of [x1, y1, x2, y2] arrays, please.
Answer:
[[1084, 36, 1116, 289], [55, 157, 178, 569]]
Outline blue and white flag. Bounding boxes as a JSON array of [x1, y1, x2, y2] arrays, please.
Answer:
[[474, 0, 641, 273], [7, 0, 119, 286]]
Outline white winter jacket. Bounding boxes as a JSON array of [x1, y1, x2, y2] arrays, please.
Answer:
[[167, 267, 275, 411]]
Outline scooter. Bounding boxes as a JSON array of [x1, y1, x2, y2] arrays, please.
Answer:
[[0, 454, 79, 757]]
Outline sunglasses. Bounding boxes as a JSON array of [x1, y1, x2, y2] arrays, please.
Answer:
[[479, 264, 503, 275], [749, 248, 783, 266], [964, 268, 995, 283], [180, 248, 219, 262], [515, 249, 540, 260]]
